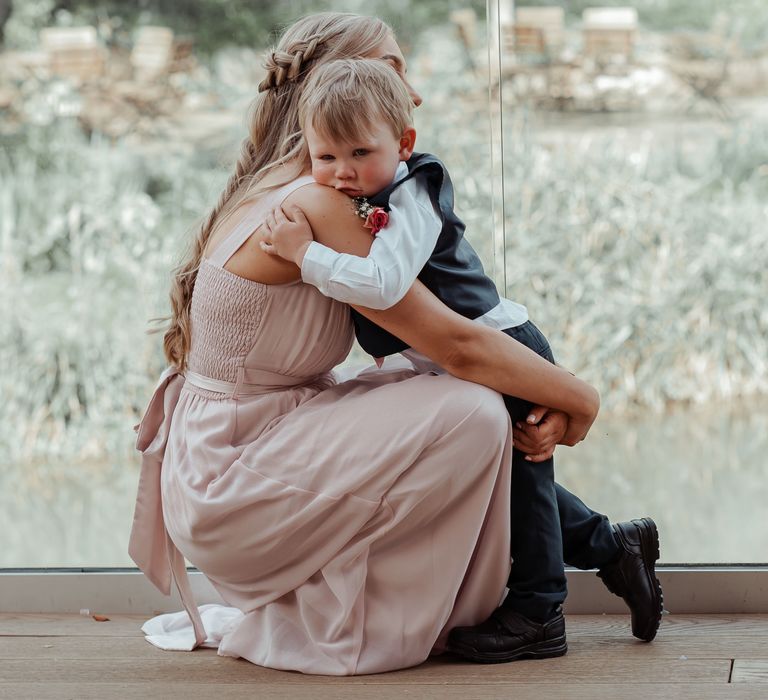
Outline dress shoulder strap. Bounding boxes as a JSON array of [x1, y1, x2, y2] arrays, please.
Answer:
[[207, 175, 316, 268]]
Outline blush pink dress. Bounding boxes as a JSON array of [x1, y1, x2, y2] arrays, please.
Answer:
[[129, 177, 514, 675]]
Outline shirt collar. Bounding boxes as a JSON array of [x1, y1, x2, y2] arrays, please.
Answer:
[[392, 161, 408, 183]]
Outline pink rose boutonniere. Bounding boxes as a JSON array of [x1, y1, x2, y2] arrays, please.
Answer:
[[353, 197, 390, 236]]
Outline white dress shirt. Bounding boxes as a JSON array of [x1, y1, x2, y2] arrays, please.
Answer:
[[300, 162, 529, 373]]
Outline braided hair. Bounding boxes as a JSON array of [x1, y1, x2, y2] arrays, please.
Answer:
[[162, 13, 391, 370], [258, 35, 322, 91]]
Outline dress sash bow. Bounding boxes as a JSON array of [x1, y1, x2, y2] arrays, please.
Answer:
[[128, 366, 207, 649]]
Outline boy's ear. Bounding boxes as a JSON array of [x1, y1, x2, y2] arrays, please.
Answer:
[[398, 127, 417, 161]]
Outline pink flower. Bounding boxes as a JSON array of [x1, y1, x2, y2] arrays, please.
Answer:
[[364, 207, 389, 235]]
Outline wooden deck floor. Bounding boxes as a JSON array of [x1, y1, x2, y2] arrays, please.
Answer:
[[1, 613, 767, 699]]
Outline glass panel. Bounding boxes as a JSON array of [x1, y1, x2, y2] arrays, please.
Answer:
[[1, 2, 492, 566], [498, 1, 768, 562]]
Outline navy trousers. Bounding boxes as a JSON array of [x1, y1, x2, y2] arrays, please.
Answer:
[[501, 321, 620, 621]]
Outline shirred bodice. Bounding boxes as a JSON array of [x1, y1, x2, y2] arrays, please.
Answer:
[[187, 260, 268, 383], [186, 259, 353, 390]]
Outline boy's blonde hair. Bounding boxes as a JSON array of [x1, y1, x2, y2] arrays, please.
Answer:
[[162, 13, 392, 370], [299, 58, 414, 145]]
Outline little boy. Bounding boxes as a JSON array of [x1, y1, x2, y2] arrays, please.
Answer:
[[261, 58, 663, 660]]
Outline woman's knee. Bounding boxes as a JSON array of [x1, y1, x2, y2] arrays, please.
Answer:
[[468, 384, 509, 433], [437, 378, 509, 437]]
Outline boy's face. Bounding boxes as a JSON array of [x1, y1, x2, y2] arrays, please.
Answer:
[[306, 120, 416, 197]]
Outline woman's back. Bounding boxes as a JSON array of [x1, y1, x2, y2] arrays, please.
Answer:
[[187, 178, 354, 390]]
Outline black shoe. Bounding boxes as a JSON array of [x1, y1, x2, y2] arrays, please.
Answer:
[[597, 517, 663, 642], [447, 606, 567, 663]]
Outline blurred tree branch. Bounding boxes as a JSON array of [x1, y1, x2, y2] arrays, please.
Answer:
[[0, 0, 12, 44]]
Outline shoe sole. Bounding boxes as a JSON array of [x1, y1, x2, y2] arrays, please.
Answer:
[[601, 517, 663, 642], [634, 517, 664, 642], [448, 636, 568, 664]]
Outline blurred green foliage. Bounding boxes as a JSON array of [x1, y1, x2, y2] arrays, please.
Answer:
[[8, 1, 768, 54], [33, 0, 485, 54], [517, 0, 768, 49], [503, 115, 768, 411], [0, 115, 226, 462], [2, 1, 767, 460]]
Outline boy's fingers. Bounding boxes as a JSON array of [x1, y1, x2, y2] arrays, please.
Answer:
[[526, 416, 565, 443], [514, 427, 557, 455], [526, 405, 549, 425], [273, 206, 289, 223], [517, 420, 560, 447], [524, 450, 553, 463], [513, 436, 540, 455], [512, 432, 535, 451], [280, 205, 301, 223], [515, 422, 540, 439]]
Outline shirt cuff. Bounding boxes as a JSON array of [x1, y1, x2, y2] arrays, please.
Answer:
[[300, 241, 336, 288]]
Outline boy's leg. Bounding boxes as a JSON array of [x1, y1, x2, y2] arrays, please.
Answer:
[[500, 322, 567, 622], [502, 321, 620, 575], [503, 391, 566, 621], [449, 321, 663, 658], [447, 321, 570, 662], [556, 482, 620, 570]]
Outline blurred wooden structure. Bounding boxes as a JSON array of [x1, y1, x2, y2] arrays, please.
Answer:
[[39, 27, 106, 81], [450, 9, 478, 50], [665, 31, 733, 117], [130, 26, 195, 81], [498, 6, 573, 108], [510, 6, 565, 58], [582, 7, 638, 60], [130, 26, 173, 80], [450, 8, 481, 73]]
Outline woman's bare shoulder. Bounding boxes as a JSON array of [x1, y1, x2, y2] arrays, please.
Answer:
[[283, 184, 372, 256], [284, 183, 355, 218]]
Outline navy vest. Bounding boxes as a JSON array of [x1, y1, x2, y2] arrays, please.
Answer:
[[351, 152, 500, 357]]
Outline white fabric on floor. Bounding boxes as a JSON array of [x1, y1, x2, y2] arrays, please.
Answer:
[[142, 604, 244, 651]]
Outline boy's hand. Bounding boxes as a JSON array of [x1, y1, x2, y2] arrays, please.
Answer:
[[260, 205, 313, 266], [513, 406, 568, 463]]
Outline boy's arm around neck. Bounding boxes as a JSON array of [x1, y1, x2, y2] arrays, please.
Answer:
[[299, 174, 440, 309]]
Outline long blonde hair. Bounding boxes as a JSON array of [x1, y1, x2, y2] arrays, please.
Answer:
[[299, 58, 414, 145], [163, 13, 392, 370]]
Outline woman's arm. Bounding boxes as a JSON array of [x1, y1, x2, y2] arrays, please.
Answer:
[[283, 185, 599, 443], [355, 283, 599, 444]]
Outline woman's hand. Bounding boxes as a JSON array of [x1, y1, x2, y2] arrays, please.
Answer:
[[560, 385, 600, 446], [513, 406, 569, 463], [260, 206, 314, 266]]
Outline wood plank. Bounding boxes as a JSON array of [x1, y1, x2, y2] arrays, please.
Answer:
[[0, 636, 215, 659], [1, 613, 764, 699], [0, 613, 146, 637], [3, 633, 766, 660], [561, 614, 768, 637], [566, 635, 768, 658], [732, 660, 768, 683], [0, 683, 755, 700], [5, 613, 767, 638], [0, 657, 731, 684], [1, 614, 765, 662]]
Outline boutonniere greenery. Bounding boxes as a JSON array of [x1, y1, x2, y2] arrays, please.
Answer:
[[353, 197, 390, 235]]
